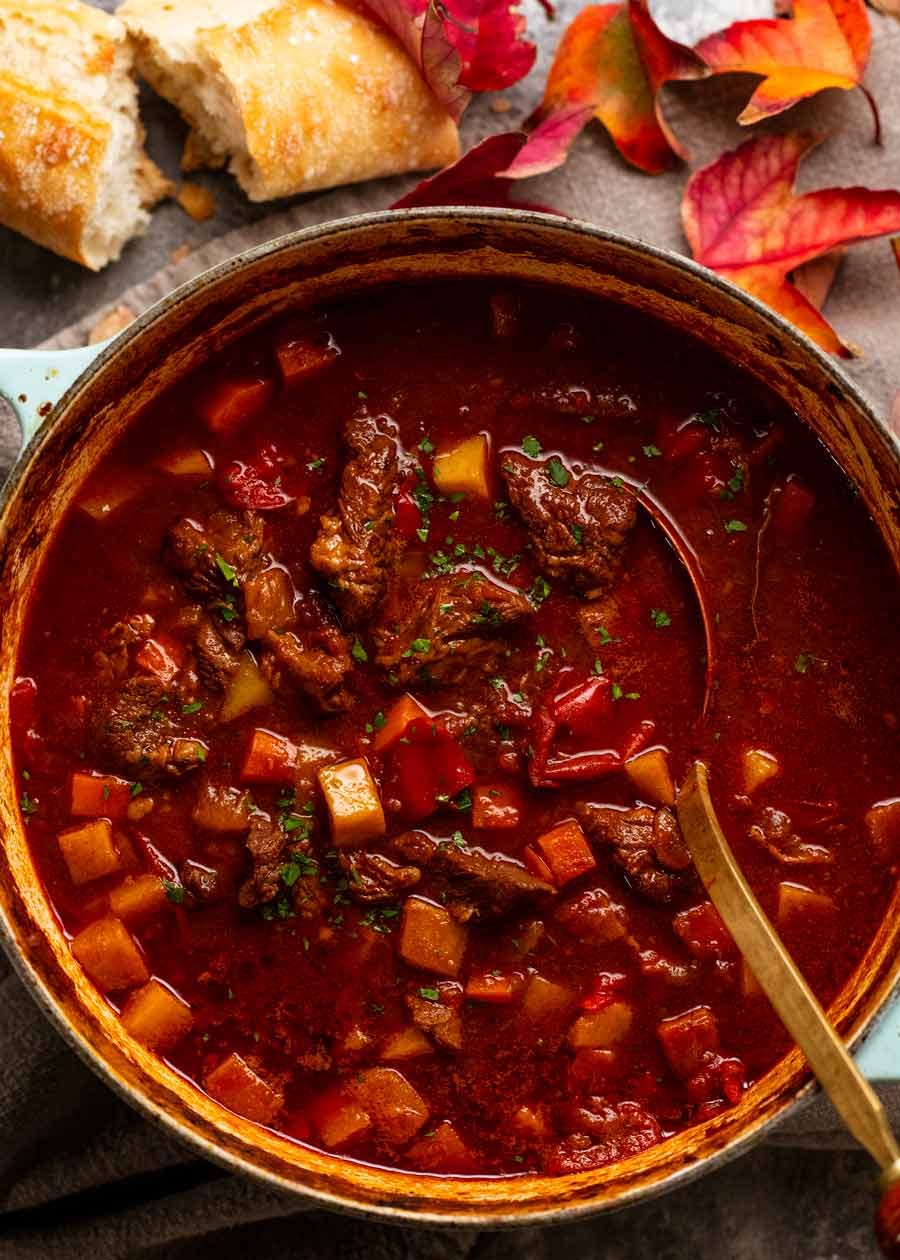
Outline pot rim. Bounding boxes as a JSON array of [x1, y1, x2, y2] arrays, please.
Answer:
[[1, 206, 897, 1229]]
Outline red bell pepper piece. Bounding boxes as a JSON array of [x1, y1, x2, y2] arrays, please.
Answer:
[[392, 480, 423, 541], [541, 749, 622, 783], [386, 718, 475, 822], [553, 674, 612, 738], [620, 719, 656, 762], [219, 442, 295, 510]]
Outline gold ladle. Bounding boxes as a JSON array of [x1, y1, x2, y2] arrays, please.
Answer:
[[676, 761, 900, 1258]]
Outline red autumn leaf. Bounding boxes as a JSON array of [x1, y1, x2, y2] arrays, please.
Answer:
[[696, 0, 880, 141], [507, 0, 706, 179], [361, 0, 535, 119], [682, 132, 900, 356], [392, 132, 560, 211]]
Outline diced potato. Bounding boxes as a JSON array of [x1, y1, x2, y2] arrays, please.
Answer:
[[198, 376, 275, 435], [240, 728, 298, 784], [58, 818, 121, 885], [70, 771, 132, 820], [77, 470, 148, 520], [192, 782, 251, 832], [311, 1088, 372, 1149], [71, 916, 149, 992], [121, 978, 193, 1051], [742, 747, 780, 794], [533, 819, 596, 886], [472, 782, 522, 829], [373, 693, 428, 752], [522, 974, 576, 1021], [205, 1052, 283, 1124], [318, 758, 386, 848], [865, 799, 900, 863], [399, 896, 468, 978], [657, 1005, 719, 1079], [465, 971, 524, 1003], [134, 637, 184, 687], [220, 653, 274, 723], [340, 1025, 374, 1054], [777, 881, 835, 929], [109, 874, 167, 923], [432, 434, 491, 500], [625, 747, 675, 807], [380, 1026, 434, 1060], [156, 447, 213, 477], [406, 1120, 471, 1172], [348, 1067, 430, 1143], [568, 1001, 633, 1049]]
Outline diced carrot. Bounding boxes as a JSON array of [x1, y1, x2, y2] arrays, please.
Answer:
[[465, 970, 524, 1003], [472, 782, 522, 829], [240, 728, 299, 784], [134, 637, 185, 687], [109, 874, 167, 923], [348, 1067, 430, 1143], [198, 376, 276, 435], [406, 1120, 471, 1172], [58, 818, 121, 885], [522, 844, 554, 883], [70, 771, 133, 820], [432, 434, 491, 500], [275, 331, 340, 384], [532, 819, 596, 886], [777, 882, 835, 929], [121, 979, 193, 1051], [657, 1005, 720, 1079], [625, 747, 675, 807], [399, 896, 468, 978], [318, 758, 386, 848], [373, 693, 428, 753], [192, 782, 251, 832], [205, 1052, 283, 1124], [155, 447, 213, 477], [312, 1090, 373, 1148], [71, 916, 149, 992], [380, 1026, 434, 1060], [865, 799, 900, 863], [522, 974, 576, 1021], [568, 1002, 633, 1049], [742, 747, 780, 794]]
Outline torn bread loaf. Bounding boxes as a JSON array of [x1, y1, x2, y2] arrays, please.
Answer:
[[117, 0, 461, 201], [0, 0, 170, 270]]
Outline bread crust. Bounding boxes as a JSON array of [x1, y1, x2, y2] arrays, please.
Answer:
[[121, 0, 460, 201]]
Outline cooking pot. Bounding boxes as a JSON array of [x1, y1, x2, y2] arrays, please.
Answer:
[[0, 209, 898, 1226]]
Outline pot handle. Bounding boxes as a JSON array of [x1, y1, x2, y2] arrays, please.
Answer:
[[0, 341, 110, 456]]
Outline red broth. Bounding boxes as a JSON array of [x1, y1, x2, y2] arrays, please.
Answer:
[[12, 281, 900, 1176]]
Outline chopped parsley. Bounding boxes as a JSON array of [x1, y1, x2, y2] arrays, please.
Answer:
[[724, 518, 748, 533], [419, 436, 435, 455], [642, 444, 662, 458], [651, 608, 671, 628], [721, 465, 745, 500], [163, 881, 185, 905], [401, 637, 431, 658], [416, 525, 430, 543], [547, 456, 570, 487], [453, 787, 473, 812], [570, 524, 583, 545], [593, 659, 604, 675], [182, 700, 203, 715], [596, 624, 614, 645], [215, 553, 238, 587], [129, 781, 144, 798], [351, 637, 369, 665], [529, 576, 552, 606], [19, 791, 37, 817], [522, 435, 542, 458], [611, 683, 623, 701], [794, 652, 813, 674], [307, 457, 326, 471], [418, 987, 440, 1002], [360, 906, 401, 934]]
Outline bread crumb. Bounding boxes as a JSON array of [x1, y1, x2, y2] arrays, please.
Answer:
[[88, 305, 136, 344], [176, 183, 216, 222], [490, 97, 512, 114]]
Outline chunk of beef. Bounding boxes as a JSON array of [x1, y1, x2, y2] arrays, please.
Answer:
[[167, 509, 265, 602], [194, 613, 244, 691], [181, 860, 221, 904], [92, 676, 207, 782], [546, 1101, 662, 1174], [374, 573, 531, 686], [238, 812, 284, 908], [501, 453, 636, 594], [309, 415, 401, 626], [340, 851, 421, 904], [555, 886, 628, 942], [261, 628, 353, 714], [577, 804, 694, 904], [392, 831, 554, 921], [93, 614, 155, 686], [748, 806, 833, 865], [406, 992, 463, 1051]]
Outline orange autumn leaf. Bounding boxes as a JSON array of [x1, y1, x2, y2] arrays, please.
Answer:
[[696, 0, 880, 140], [509, 0, 706, 178], [682, 133, 900, 356]]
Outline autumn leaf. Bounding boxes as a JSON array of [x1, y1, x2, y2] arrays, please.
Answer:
[[391, 132, 560, 211], [506, 0, 706, 179], [361, 0, 536, 120], [696, 0, 880, 141], [682, 132, 900, 355]]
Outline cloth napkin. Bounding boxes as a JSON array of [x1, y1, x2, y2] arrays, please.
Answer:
[[1, 3, 900, 1257]]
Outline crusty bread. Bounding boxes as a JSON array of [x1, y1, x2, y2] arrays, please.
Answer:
[[0, 0, 170, 270], [117, 0, 460, 201]]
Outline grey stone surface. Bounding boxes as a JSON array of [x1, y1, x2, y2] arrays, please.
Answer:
[[0, 1, 896, 1257]]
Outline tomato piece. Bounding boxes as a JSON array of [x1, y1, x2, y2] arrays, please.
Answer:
[[219, 442, 296, 510], [393, 481, 423, 541], [385, 718, 475, 822]]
